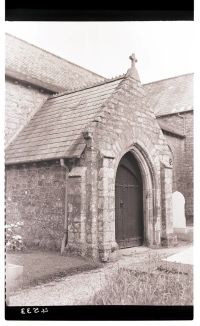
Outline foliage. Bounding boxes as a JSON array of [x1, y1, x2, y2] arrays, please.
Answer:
[[89, 257, 193, 305], [5, 222, 24, 251]]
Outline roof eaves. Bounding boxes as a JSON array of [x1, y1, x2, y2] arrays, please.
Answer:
[[6, 68, 65, 93], [5, 150, 85, 166], [161, 127, 185, 139], [143, 72, 194, 87], [156, 108, 193, 118]]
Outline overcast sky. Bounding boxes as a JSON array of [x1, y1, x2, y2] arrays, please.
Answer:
[[5, 21, 194, 84]]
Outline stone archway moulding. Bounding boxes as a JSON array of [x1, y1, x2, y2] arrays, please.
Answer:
[[112, 142, 161, 251]]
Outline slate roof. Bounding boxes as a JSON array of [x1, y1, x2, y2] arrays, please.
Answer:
[[5, 33, 104, 93], [5, 78, 123, 164], [144, 73, 193, 116], [5, 64, 193, 165]]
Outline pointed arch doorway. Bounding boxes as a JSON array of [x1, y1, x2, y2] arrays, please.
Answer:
[[115, 152, 143, 249]]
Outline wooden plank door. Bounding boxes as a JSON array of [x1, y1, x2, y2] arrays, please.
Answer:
[[115, 152, 143, 248]]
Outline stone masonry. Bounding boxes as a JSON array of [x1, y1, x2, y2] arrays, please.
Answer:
[[6, 161, 66, 250], [5, 78, 49, 147], [5, 63, 178, 261], [5, 33, 104, 148], [184, 111, 193, 224], [5, 47, 193, 262], [64, 63, 177, 261], [157, 111, 193, 224]]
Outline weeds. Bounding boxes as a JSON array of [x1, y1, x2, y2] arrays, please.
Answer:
[[89, 255, 193, 305]]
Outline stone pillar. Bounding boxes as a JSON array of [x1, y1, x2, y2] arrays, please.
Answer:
[[66, 167, 87, 256], [160, 163, 177, 246], [98, 155, 116, 262], [84, 148, 99, 259], [81, 128, 99, 259]]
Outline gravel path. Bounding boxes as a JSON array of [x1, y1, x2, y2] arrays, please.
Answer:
[[8, 243, 192, 306]]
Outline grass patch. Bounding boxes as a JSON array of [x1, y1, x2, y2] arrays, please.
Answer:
[[89, 257, 193, 305], [6, 249, 101, 290]]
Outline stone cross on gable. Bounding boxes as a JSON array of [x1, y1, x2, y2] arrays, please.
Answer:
[[129, 53, 138, 67], [126, 53, 140, 81]]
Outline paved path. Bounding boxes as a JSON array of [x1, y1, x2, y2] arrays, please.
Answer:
[[8, 243, 192, 306]]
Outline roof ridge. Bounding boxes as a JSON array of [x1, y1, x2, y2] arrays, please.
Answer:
[[49, 74, 126, 99], [6, 33, 105, 80], [143, 72, 194, 86]]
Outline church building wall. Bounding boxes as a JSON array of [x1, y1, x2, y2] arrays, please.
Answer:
[[6, 160, 66, 250], [184, 112, 193, 224], [5, 78, 49, 147], [157, 111, 193, 224], [162, 134, 185, 194], [5, 74, 185, 261], [93, 77, 176, 257], [64, 76, 176, 261]]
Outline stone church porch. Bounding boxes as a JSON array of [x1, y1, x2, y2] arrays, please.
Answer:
[[5, 54, 186, 263], [65, 143, 177, 262]]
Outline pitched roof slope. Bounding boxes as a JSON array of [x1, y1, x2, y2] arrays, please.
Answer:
[[5, 33, 104, 92], [5, 78, 123, 164], [144, 73, 193, 116]]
